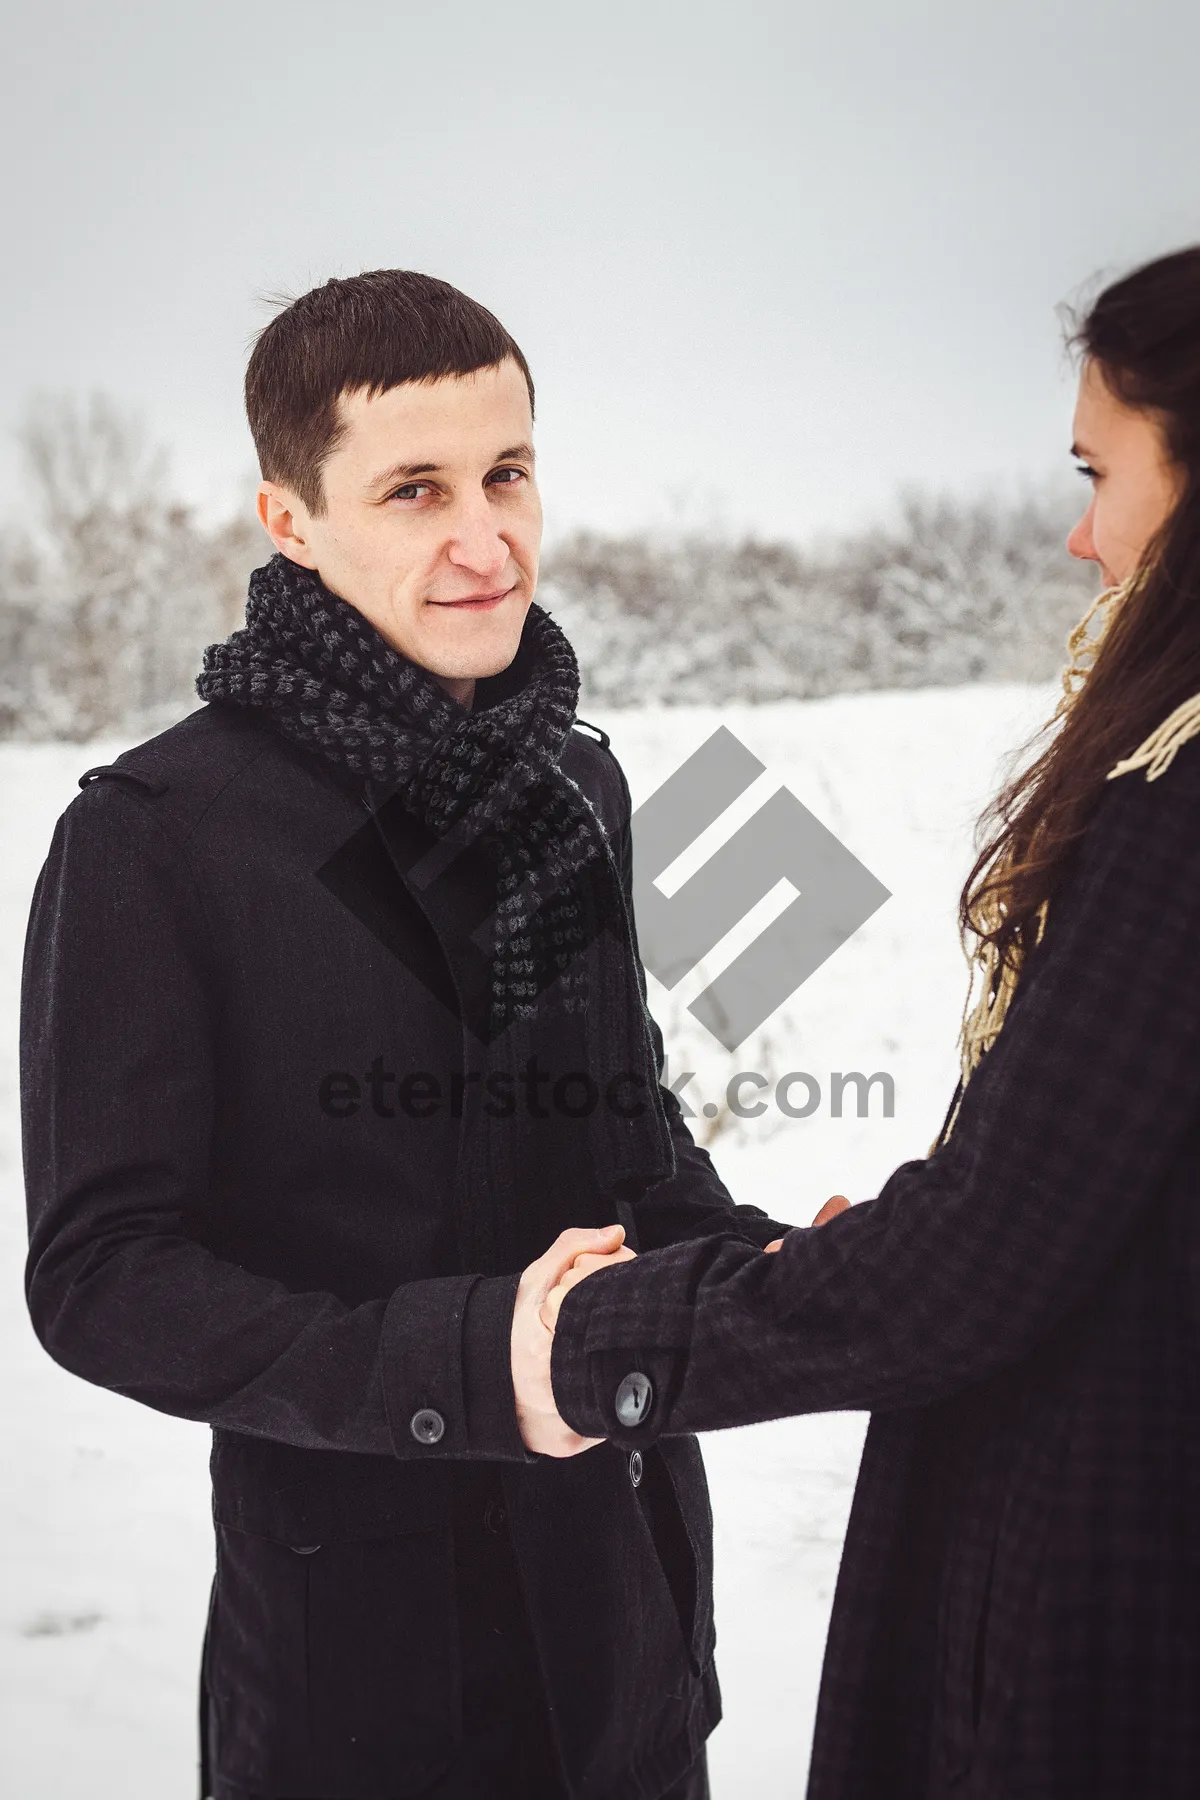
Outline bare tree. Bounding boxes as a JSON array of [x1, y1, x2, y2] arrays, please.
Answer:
[[0, 393, 261, 741]]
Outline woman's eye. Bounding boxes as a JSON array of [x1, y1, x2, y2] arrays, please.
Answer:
[[1073, 460, 1099, 482]]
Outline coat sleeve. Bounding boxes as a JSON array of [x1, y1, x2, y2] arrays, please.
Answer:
[[552, 736, 1200, 1444], [21, 778, 530, 1464], [608, 752, 794, 1251]]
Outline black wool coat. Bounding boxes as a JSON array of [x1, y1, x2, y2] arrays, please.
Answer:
[[552, 732, 1200, 1800], [20, 685, 789, 1800]]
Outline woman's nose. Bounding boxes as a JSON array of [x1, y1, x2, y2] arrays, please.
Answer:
[[1066, 503, 1097, 563]]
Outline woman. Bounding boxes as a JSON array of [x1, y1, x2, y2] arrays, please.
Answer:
[[542, 245, 1200, 1797]]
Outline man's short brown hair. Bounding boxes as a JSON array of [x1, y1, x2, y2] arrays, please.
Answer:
[[245, 269, 535, 514]]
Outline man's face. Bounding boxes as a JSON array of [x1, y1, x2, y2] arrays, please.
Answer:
[[258, 358, 541, 705]]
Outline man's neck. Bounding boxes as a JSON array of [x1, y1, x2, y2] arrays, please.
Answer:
[[435, 674, 476, 709]]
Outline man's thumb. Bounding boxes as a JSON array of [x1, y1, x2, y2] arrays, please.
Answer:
[[548, 1223, 624, 1271], [585, 1223, 625, 1248]]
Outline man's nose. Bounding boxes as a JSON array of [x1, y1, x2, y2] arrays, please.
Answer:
[[445, 499, 509, 577]]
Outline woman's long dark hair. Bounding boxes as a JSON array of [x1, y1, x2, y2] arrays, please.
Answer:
[[960, 246, 1200, 972]]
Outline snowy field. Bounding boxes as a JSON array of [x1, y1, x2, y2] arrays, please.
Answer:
[[0, 682, 1058, 1798]]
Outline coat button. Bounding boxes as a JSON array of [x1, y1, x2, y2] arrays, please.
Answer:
[[629, 1451, 643, 1488], [410, 1408, 446, 1445], [484, 1498, 507, 1534], [614, 1371, 653, 1428], [290, 1544, 321, 1555]]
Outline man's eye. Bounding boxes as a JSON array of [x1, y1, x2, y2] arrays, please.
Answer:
[[486, 467, 525, 486], [389, 483, 431, 502]]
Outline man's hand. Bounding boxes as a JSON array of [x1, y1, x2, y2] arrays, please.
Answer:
[[538, 1238, 642, 1334], [764, 1193, 850, 1252], [511, 1225, 636, 1456]]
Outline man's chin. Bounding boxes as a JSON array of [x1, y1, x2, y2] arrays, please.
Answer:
[[418, 597, 531, 682]]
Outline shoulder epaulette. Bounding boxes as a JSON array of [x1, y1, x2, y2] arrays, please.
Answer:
[[574, 717, 612, 751], [78, 764, 169, 797]]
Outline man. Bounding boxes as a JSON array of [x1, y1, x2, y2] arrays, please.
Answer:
[[21, 269, 791, 1800]]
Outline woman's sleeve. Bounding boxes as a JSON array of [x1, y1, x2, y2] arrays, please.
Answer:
[[21, 778, 530, 1464], [551, 736, 1200, 1444]]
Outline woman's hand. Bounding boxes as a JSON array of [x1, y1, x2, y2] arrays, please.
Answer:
[[764, 1193, 850, 1251]]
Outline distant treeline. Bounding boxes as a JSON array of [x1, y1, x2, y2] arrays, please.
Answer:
[[0, 394, 1094, 741], [540, 492, 1094, 708]]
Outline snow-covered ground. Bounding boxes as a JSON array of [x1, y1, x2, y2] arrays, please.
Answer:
[[0, 682, 1058, 1798]]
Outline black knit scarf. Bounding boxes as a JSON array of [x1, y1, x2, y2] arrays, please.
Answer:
[[196, 554, 676, 1267]]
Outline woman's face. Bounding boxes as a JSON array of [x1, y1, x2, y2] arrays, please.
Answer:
[[1066, 357, 1185, 586]]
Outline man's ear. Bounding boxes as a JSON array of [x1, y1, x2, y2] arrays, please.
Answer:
[[257, 481, 320, 570]]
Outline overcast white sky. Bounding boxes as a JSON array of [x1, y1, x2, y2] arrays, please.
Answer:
[[1, 0, 1198, 544]]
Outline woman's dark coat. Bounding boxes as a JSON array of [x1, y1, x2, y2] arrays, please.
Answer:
[[552, 733, 1200, 1799], [20, 686, 788, 1800]]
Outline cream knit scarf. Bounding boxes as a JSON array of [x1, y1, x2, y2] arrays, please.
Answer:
[[937, 571, 1200, 1149]]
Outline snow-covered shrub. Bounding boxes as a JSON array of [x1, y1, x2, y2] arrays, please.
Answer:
[[541, 488, 1095, 707]]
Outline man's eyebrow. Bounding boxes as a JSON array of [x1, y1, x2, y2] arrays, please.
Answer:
[[366, 460, 440, 494], [366, 443, 536, 495]]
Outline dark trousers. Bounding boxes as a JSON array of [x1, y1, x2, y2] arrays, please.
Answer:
[[214, 1764, 708, 1800], [216, 1766, 707, 1799], [206, 1462, 710, 1800]]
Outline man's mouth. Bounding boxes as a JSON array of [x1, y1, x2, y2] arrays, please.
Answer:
[[432, 587, 516, 612]]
